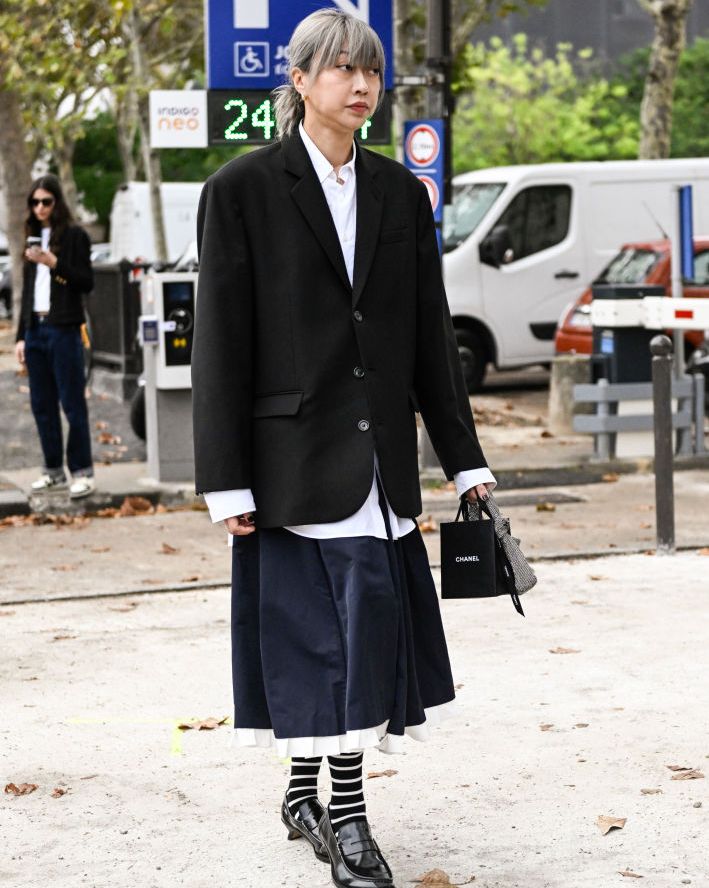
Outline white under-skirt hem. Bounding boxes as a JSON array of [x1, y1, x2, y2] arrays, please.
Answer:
[[227, 698, 462, 757]]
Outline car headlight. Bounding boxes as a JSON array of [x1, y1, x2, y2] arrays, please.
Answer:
[[567, 303, 592, 328]]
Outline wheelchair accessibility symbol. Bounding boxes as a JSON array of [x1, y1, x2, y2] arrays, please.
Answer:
[[234, 42, 269, 77]]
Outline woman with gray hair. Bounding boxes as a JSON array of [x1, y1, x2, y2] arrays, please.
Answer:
[[192, 8, 495, 888]]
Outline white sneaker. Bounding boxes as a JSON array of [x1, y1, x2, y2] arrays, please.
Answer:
[[69, 476, 96, 499], [31, 473, 68, 492]]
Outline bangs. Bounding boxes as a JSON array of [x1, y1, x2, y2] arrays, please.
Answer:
[[308, 13, 385, 87]]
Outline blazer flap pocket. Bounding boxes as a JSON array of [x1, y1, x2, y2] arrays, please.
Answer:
[[379, 227, 408, 244], [253, 391, 304, 418]]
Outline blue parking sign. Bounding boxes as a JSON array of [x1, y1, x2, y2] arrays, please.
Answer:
[[206, 0, 394, 90]]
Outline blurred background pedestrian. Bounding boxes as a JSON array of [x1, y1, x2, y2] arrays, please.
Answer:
[[14, 174, 96, 498]]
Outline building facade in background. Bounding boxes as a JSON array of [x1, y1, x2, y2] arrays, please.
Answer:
[[475, 0, 709, 67]]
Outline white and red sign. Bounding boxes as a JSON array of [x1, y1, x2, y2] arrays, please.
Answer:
[[417, 175, 440, 214], [405, 124, 441, 168]]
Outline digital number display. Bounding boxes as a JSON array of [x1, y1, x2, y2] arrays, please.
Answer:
[[207, 90, 392, 146]]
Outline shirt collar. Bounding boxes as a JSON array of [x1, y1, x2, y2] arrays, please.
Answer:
[[299, 121, 356, 185]]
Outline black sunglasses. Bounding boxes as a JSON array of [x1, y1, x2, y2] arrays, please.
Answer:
[[31, 197, 55, 207]]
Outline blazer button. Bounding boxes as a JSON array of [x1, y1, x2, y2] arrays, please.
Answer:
[[357, 419, 370, 432], [353, 366, 365, 378], [353, 310, 363, 322]]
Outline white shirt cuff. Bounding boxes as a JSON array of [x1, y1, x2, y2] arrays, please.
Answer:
[[453, 468, 497, 499], [202, 489, 256, 524]]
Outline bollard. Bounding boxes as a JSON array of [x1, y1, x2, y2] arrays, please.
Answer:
[[650, 335, 675, 553]]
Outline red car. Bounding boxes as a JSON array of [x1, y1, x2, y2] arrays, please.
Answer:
[[555, 238, 709, 355]]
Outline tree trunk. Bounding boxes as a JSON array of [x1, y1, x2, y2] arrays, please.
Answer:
[[137, 100, 168, 262], [54, 136, 79, 218], [128, 7, 168, 262], [393, 0, 426, 161], [0, 86, 33, 327], [115, 88, 138, 183], [638, 0, 694, 159]]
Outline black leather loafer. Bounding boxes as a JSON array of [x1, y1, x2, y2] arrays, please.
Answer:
[[280, 794, 329, 862], [318, 809, 394, 888]]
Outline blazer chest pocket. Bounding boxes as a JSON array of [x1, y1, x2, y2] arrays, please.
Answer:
[[253, 391, 303, 418], [379, 226, 408, 244]]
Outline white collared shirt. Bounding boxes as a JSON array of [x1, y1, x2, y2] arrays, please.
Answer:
[[204, 122, 496, 542]]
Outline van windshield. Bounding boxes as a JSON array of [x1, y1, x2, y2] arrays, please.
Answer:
[[443, 183, 505, 252], [594, 248, 661, 284]]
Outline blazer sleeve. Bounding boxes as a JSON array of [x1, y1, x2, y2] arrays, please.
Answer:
[[54, 227, 93, 293], [191, 176, 254, 495], [412, 180, 488, 480]]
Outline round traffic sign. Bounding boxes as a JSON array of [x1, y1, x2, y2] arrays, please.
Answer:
[[405, 124, 441, 167], [417, 174, 440, 213]]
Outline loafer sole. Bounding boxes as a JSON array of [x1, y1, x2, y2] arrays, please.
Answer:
[[280, 811, 329, 862]]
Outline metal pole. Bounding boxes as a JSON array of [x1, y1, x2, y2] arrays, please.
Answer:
[[651, 335, 675, 553], [670, 186, 684, 379]]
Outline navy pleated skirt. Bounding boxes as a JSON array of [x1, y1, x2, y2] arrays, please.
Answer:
[[229, 512, 459, 756]]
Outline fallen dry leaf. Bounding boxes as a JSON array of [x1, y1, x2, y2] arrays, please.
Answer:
[[671, 770, 704, 781], [90, 546, 111, 553], [52, 634, 77, 641], [574, 723, 589, 728], [618, 871, 643, 879], [639, 522, 652, 529], [0, 609, 16, 616], [95, 420, 109, 430], [96, 507, 119, 518], [108, 602, 139, 612], [4, 782, 38, 796], [177, 716, 229, 731], [418, 516, 437, 533], [119, 496, 154, 517], [666, 764, 693, 771], [412, 870, 453, 885], [597, 814, 626, 835], [588, 575, 606, 581], [180, 575, 201, 583], [97, 432, 122, 445], [539, 724, 554, 731], [161, 542, 179, 554], [571, 600, 590, 606], [51, 787, 68, 798], [366, 769, 398, 779], [640, 788, 662, 795], [536, 502, 556, 512], [549, 646, 581, 654], [51, 563, 78, 572], [454, 683, 464, 689], [602, 473, 620, 483], [698, 547, 709, 556], [540, 430, 554, 438]]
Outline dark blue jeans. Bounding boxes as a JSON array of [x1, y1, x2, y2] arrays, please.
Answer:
[[24, 318, 93, 478]]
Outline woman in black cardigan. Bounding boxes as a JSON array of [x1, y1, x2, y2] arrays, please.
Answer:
[[14, 174, 95, 498]]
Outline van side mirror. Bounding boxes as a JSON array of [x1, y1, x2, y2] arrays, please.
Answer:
[[479, 225, 514, 268]]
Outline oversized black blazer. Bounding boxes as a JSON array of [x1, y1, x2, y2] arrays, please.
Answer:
[[191, 127, 487, 528], [16, 224, 93, 342]]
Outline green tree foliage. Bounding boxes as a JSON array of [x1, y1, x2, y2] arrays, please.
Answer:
[[606, 37, 709, 159], [452, 34, 639, 171]]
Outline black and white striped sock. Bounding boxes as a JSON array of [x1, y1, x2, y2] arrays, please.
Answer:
[[327, 751, 366, 832], [287, 756, 323, 816]]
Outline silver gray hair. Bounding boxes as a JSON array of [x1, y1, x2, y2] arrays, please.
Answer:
[[272, 8, 386, 140]]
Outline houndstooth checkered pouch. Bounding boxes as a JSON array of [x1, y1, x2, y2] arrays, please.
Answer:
[[440, 493, 535, 616]]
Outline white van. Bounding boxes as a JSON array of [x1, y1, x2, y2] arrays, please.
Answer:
[[442, 158, 709, 389], [109, 181, 203, 263]]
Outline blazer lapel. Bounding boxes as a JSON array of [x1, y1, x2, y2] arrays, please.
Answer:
[[283, 131, 351, 294], [352, 146, 383, 308]]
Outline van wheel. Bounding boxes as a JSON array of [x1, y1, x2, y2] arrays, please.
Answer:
[[130, 387, 146, 441], [456, 329, 487, 392]]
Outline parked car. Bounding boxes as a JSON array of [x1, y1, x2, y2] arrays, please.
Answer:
[[555, 237, 709, 356], [443, 158, 709, 390]]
